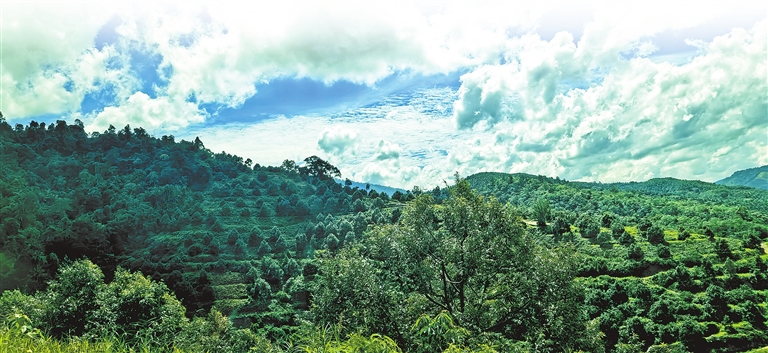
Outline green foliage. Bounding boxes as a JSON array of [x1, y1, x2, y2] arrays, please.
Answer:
[[312, 247, 401, 340], [295, 325, 403, 353], [314, 176, 592, 351], [618, 230, 635, 244], [627, 243, 644, 260], [646, 225, 666, 245], [532, 198, 550, 229], [577, 214, 600, 238], [410, 312, 469, 353], [299, 156, 341, 180], [2, 120, 767, 352], [45, 259, 105, 337]]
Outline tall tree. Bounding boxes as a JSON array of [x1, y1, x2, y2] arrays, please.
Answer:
[[299, 156, 341, 180], [314, 176, 589, 350]]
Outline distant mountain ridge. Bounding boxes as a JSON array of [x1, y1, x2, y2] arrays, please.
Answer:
[[344, 180, 407, 196], [465, 171, 768, 214], [715, 165, 768, 190]]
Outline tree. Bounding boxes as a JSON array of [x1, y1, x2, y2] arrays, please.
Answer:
[[618, 230, 635, 244], [299, 156, 341, 180], [45, 259, 104, 337], [313, 248, 403, 341], [576, 214, 600, 238], [532, 198, 551, 229], [41, 259, 188, 347], [611, 222, 625, 239], [715, 239, 732, 259], [91, 268, 187, 345], [550, 216, 571, 241], [646, 225, 666, 245], [628, 243, 644, 260], [193, 136, 205, 150], [280, 159, 298, 173], [314, 176, 589, 350]]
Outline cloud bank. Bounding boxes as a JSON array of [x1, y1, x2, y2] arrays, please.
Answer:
[[2, 1, 766, 188], [452, 20, 767, 182]]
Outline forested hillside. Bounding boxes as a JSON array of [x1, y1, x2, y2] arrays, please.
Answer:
[[0, 119, 766, 352], [716, 165, 768, 190], [0, 118, 416, 340], [468, 172, 768, 351]]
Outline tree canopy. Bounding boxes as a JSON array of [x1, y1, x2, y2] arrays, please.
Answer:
[[313, 176, 593, 351], [299, 156, 341, 180]]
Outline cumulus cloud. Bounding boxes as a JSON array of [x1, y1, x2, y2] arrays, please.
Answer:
[[2, 1, 765, 188], [451, 20, 767, 182], [0, 3, 129, 117], [2, 1, 526, 129], [105, 1, 518, 114], [318, 128, 359, 156], [81, 92, 206, 132], [374, 140, 402, 161], [178, 88, 462, 188], [356, 158, 424, 188]]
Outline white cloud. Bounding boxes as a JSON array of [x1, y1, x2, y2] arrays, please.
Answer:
[[82, 92, 205, 132], [451, 20, 767, 183], [181, 14, 766, 190], [0, 3, 128, 117], [374, 140, 402, 161], [2, 1, 765, 188], [318, 128, 359, 156], [106, 1, 521, 113], [179, 88, 463, 188]]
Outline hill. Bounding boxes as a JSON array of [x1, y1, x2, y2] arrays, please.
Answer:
[[466, 171, 768, 351], [0, 118, 414, 339], [0, 119, 766, 352], [340, 179, 407, 196], [716, 165, 768, 190]]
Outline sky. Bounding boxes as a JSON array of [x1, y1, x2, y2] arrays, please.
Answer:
[[2, 1, 767, 189]]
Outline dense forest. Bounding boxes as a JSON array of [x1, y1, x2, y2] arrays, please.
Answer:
[[716, 165, 768, 190], [0, 118, 766, 352]]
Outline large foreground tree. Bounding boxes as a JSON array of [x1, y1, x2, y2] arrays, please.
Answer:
[[314, 176, 596, 351]]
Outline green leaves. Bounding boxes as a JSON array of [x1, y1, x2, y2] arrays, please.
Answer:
[[39, 260, 189, 348], [313, 176, 589, 350], [410, 311, 469, 353], [532, 198, 551, 228]]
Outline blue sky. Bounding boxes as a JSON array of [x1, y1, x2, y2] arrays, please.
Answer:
[[2, 1, 766, 188]]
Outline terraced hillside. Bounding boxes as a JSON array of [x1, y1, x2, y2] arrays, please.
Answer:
[[0, 119, 410, 338], [467, 172, 768, 351], [1, 119, 766, 352]]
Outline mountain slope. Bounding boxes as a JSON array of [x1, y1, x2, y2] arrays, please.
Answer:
[[716, 165, 768, 190], [464, 171, 768, 352], [343, 180, 407, 196], [0, 119, 406, 335]]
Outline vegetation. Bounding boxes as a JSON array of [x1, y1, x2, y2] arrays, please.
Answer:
[[467, 172, 768, 352], [716, 165, 768, 190], [0, 119, 766, 352]]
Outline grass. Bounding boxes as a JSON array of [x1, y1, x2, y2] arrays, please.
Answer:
[[0, 329, 142, 353], [210, 272, 245, 286], [213, 299, 249, 316], [212, 284, 248, 299]]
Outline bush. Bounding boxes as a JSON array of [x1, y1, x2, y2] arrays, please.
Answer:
[[646, 225, 665, 245], [657, 245, 671, 259], [628, 244, 644, 260], [618, 230, 634, 244]]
